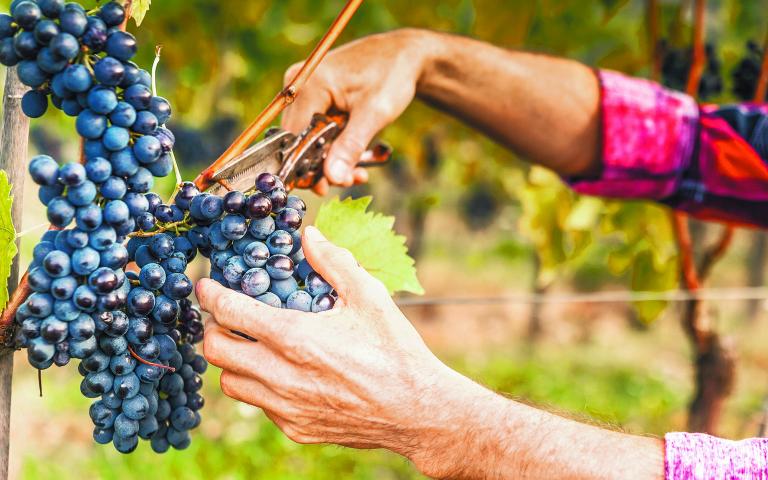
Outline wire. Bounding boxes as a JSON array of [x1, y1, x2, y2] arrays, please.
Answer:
[[394, 287, 768, 307]]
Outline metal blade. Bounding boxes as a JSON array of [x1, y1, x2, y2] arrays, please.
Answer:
[[208, 129, 296, 195]]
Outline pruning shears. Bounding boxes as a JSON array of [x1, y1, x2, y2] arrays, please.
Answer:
[[195, 112, 391, 195]]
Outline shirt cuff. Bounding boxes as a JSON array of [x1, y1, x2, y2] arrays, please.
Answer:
[[665, 432, 768, 479], [566, 70, 699, 200]]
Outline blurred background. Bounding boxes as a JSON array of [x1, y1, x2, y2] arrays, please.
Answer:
[[5, 0, 768, 478]]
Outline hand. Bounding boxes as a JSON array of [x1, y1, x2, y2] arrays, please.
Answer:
[[198, 226, 476, 477], [281, 29, 431, 195]]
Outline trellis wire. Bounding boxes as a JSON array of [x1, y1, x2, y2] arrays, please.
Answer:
[[394, 287, 768, 307]]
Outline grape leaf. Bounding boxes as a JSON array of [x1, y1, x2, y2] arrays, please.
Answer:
[[315, 196, 424, 295], [131, 0, 151, 26], [0, 170, 16, 313]]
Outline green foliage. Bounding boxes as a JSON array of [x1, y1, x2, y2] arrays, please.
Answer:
[[519, 167, 678, 323], [0, 170, 16, 312], [130, 0, 152, 26], [315, 196, 424, 295], [518, 167, 591, 285], [599, 0, 631, 22]]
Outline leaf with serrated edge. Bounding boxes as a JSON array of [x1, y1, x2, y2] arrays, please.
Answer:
[[315, 197, 423, 295], [131, 0, 151, 26], [0, 170, 16, 313]]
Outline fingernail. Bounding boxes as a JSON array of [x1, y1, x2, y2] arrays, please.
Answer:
[[304, 226, 326, 242], [329, 161, 347, 183]]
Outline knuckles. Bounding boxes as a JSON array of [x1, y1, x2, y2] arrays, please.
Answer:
[[283, 63, 303, 86], [215, 292, 241, 321]]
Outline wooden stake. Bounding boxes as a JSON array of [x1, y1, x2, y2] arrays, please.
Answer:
[[0, 67, 30, 480]]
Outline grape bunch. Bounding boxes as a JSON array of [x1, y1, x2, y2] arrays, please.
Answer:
[[659, 40, 723, 100], [129, 173, 337, 312], [732, 40, 765, 101], [5, 0, 207, 454]]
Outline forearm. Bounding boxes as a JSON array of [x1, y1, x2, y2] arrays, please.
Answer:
[[412, 29, 601, 177], [405, 367, 664, 479]]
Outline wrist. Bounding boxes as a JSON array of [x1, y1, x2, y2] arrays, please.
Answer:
[[385, 28, 445, 94], [395, 362, 513, 479]]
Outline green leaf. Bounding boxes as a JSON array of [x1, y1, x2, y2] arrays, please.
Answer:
[[314, 196, 424, 295], [0, 170, 16, 313], [131, 0, 151, 26]]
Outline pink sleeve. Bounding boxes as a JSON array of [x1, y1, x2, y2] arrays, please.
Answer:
[[566, 69, 768, 228], [665, 432, 768, 479], [568, 69, 699, 199]]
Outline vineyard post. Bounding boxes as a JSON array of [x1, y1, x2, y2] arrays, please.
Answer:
[[0, 67, 30, 480]]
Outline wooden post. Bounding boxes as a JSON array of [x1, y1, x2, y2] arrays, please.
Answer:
[[0, 67, 30, 480]]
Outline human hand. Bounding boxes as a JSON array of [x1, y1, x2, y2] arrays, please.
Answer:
[[198, 226, 484, 477], [281, 29, 432, 195]]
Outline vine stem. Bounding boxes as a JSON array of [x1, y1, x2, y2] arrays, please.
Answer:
[[149, 44, 183, 199], [193, 0, 364, 191], [670, 0, 738, 434], [646, 0, 660, 82], [128, 346, 175, 373], [673, 0, 707, 294]]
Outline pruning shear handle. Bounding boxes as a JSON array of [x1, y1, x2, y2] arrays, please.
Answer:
[[278, 111, 391, 190]]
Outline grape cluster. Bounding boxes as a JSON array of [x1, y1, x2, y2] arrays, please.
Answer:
[[732, 40, 765, 101], [129, 173, 336, 312], [6, 0, 206, 454], [659, 40, 723, 100]]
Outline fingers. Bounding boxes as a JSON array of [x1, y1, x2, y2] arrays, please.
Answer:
[[311, 167, 367, 197], [203, 323, 292, 383], [281, 88, 332, 134], [353, 167, 369, 185], [219, 370, 295, 418], [324, 110, 383, 186], [302, 227, 378, 300], [312, 178, 330, 196], [196, 278, 307, 345]]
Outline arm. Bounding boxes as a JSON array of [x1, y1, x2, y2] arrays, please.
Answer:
[[281, 28, 601, 193], [285, 29, 768, 228], [198, 227, 663, 480]]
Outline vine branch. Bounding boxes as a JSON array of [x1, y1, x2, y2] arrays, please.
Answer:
[[647, 0, 660, 82]]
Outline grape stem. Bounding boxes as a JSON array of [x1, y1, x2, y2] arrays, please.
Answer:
[[127, 216, 192, 238], [127, 346, 176, 373], [150, 44, 184, 203], [192, 0, 364, 191]]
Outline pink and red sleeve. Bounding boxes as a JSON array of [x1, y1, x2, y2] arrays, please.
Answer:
[[566, 69, 768, 229], [665, 432, 768, 479]]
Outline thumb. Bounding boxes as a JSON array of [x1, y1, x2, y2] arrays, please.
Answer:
[[301, 226, 374, 300], [325, 110, 382, 186]]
